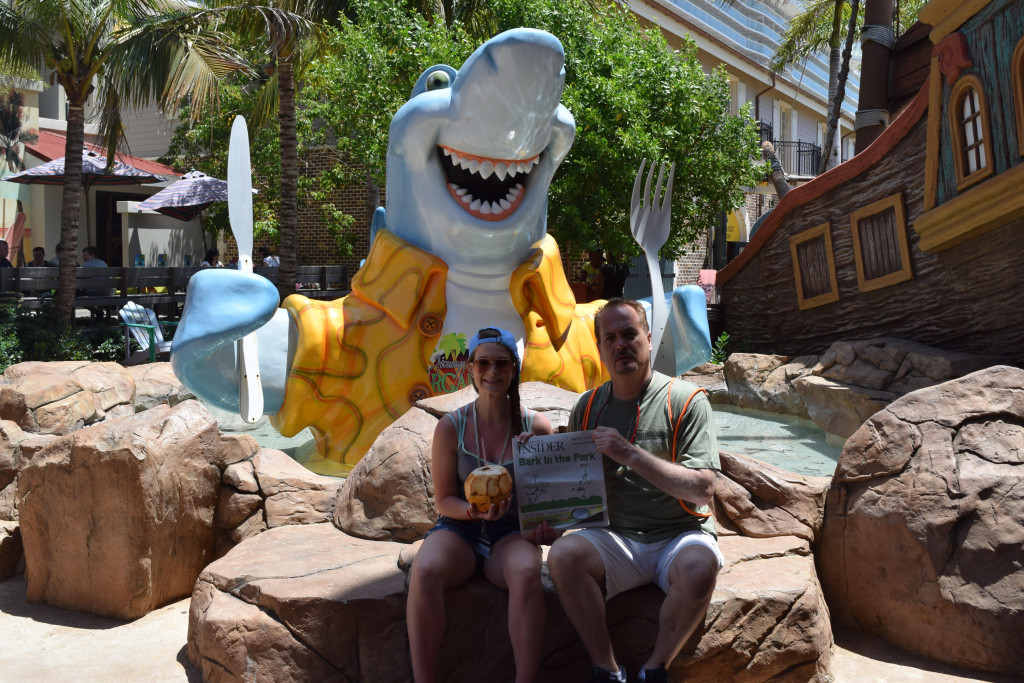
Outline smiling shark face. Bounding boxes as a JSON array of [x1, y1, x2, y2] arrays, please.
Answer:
[[385, 28, 576, 274]]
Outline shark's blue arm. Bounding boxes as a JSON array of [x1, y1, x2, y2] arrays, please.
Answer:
[[170, 269, 291, 414], [644, 285, 713, 376]]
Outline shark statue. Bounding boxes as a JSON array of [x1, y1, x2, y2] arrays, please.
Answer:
[[171, 28, 711, 473]]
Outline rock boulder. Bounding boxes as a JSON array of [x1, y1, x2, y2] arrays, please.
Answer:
[[17, 401, 224, 619], [0, 361, 135, 434], [0, 520, 20, 580], [714, 451, 830, 542], [187, 524, 831, 682], [123, 362, 193, 412], [817, 365, 1024, 676]]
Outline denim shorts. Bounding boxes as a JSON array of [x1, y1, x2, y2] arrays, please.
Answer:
[[427, 515, 521, 558]]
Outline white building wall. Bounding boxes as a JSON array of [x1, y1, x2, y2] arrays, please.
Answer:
[[121, 102, 178, 159]]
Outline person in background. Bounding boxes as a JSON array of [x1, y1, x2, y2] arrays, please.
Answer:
[[81, 246, 116, 320], [201, 249, 224, 268], [261, 246, 280, 267], [28, 246, 46, 267], [598, 255, 630, 300], [0, 240, 12, 268], [582, 248, 606, 297], [46, 242, 64, 266], [548, 298, 722, 683]]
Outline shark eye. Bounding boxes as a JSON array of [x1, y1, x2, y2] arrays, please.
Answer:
[[425, 70, 451, 91]]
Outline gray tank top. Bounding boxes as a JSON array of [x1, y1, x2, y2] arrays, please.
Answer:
[[447, 403, 535, 502]]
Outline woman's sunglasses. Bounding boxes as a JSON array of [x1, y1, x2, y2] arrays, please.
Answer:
[[471, 358, 514, 373]]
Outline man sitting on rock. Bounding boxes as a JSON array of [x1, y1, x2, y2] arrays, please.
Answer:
[[547, 298, 723, 683]]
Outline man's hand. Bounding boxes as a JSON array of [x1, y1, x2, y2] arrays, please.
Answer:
[[591, 426, 715, 505], [524, 521, 563, 546], [592, 426, 638, 466]]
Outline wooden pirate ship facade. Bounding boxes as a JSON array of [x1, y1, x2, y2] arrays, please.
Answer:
[[717, 0, 1024, 366]]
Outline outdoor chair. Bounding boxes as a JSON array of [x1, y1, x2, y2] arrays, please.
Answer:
[[118, 301, 177, 365]]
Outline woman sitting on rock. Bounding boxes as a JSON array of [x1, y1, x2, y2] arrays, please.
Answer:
[[407, 327, 555, 683]]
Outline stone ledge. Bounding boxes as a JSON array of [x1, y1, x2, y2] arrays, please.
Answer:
[[188, 524, 832, 682]]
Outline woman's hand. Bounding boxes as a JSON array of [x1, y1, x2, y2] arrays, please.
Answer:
[[514, 431, 536, 445], [467, 496, 512, 522], [523, 521, 563, 546]]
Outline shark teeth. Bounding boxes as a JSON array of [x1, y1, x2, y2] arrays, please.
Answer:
[[448, 182, 524, 220], [441, 145, 540, 182]]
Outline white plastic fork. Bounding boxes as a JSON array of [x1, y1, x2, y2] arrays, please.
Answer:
[[629, 159, 675, 364]]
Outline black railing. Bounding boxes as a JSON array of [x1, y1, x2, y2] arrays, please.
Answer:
[[0, 265, 350, 311], [772, 140, 823, 177], [757, 120, 823, 177]]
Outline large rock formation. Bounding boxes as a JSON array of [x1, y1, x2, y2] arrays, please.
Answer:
[[0, 361, 135, 434], [714, 451, 830, 542], [217, 447, 342, 555], [0, 520, 20, 580], [0, 420, 58, 521], [17, 401, 229, 618], [689, 338, 1001, 438], [188, 523, 831, 682], [333, 407, 438, 542], [123, 362, 194, 412], [817, 365, 1024, 676]]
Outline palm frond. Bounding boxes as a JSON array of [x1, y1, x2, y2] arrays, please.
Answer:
[[108, 9, 252, 120], [247, 69, 281, 131], [769, 0, 846, 73], [95, 79, 129, 161]]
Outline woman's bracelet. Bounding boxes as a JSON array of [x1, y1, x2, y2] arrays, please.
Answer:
[[466, 504, 476, 521]]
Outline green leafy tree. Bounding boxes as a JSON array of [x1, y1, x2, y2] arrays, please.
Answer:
[[298, 0, 475, 253], [0, 1, 261, 322], [300, 0, 761, 261], [159, 82, 283, 252]]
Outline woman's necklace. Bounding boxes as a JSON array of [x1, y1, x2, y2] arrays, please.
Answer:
[[473, 401, 511, 466]]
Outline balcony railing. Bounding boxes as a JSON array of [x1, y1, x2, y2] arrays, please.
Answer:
[[772, 140, 822, 177]]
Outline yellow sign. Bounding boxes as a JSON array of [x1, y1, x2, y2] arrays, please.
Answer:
[[726, 209, 748, 242]]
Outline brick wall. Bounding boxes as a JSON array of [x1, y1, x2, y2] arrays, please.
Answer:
[[220, 149, 380, 290]]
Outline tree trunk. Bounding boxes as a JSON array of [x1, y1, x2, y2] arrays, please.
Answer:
[[818, 0, 861, 174], [276, 56, 298, 303], [761, 142, 790, 199], [823, 0, 844, 171], [54, 104, 87, 323]]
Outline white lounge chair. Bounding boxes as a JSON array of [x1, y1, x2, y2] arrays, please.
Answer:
[[119, 301, 175, 364]]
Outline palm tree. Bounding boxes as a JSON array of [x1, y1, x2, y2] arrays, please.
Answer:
[[768, 0, 927, 171], [0, 89, 38, 174], [0, 1, 254, 321], [218, 0, 345, 302]]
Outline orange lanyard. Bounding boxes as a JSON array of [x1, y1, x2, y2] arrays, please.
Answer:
[[581, 379, 711, 518]]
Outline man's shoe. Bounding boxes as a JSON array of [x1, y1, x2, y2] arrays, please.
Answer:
[[589, 665, 627, 682], [635, 666, 669, 683]]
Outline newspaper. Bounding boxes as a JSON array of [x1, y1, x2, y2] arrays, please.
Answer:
[[513, 431, 608, 532]]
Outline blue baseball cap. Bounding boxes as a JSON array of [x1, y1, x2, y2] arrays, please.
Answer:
[[468, 327, 520, 365]]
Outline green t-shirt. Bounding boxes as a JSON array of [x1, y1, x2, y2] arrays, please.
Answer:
[[569, 371, 719, 542]]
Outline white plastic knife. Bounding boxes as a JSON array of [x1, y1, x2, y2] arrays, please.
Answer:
[[228, 116, 263, 423]]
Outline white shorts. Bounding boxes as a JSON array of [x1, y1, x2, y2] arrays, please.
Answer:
[[573, 528, 724, 600]]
